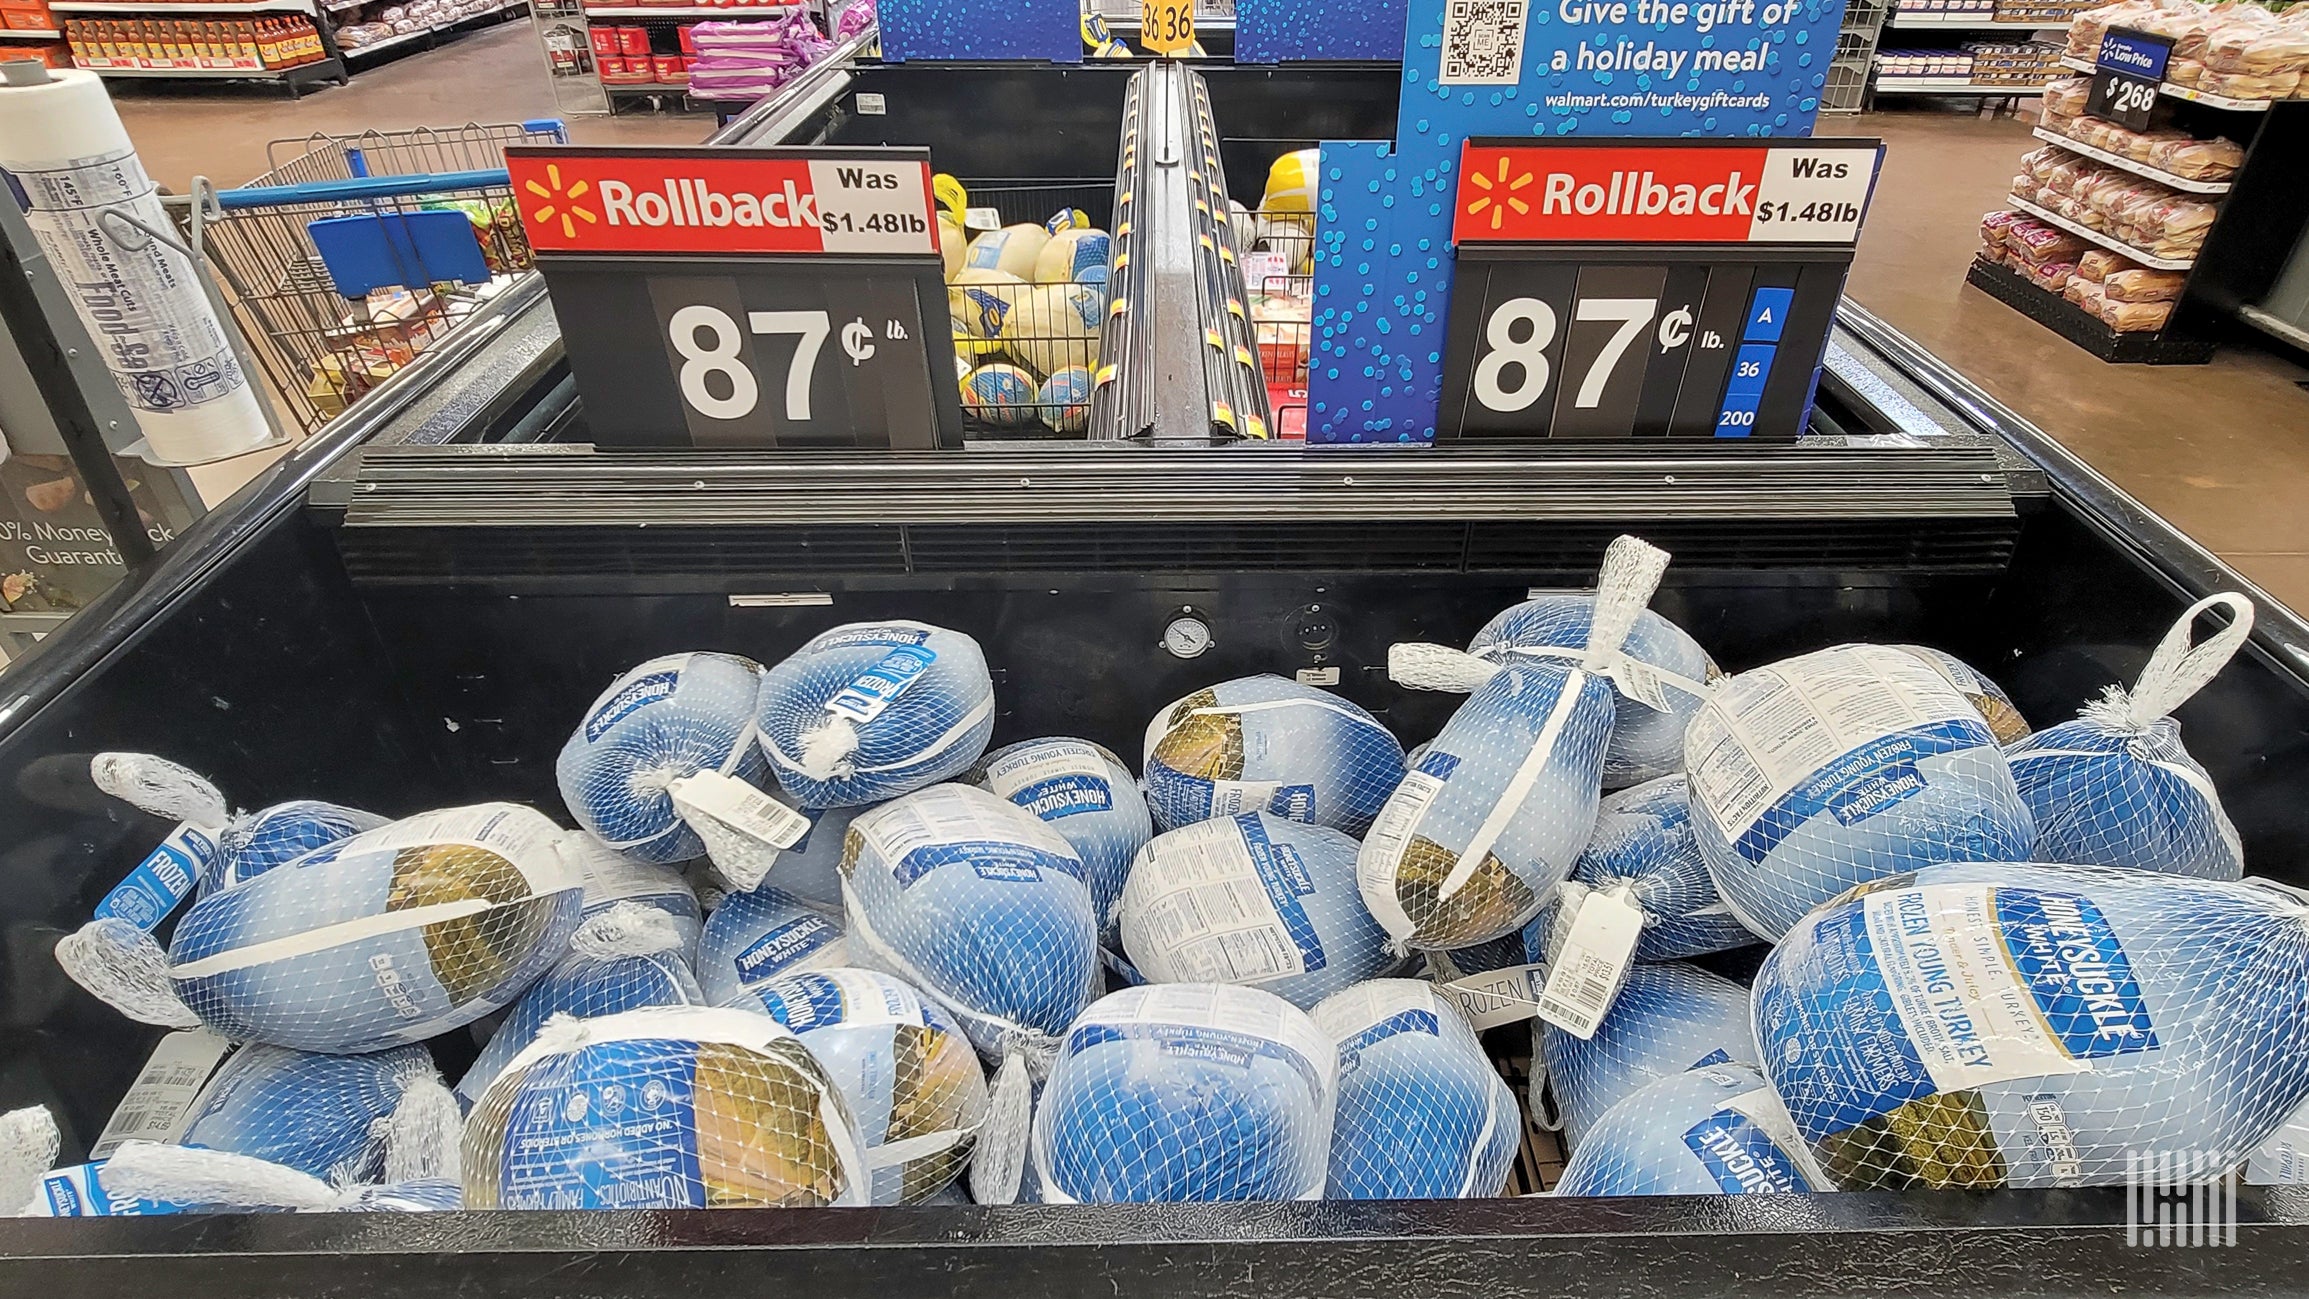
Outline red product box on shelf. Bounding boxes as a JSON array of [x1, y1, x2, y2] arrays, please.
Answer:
[[651, 52, 684, 81], [616, 24, 647, 53], [2, 8, 55, 30], [588, 24, 617, 53], [674, 21, 693, 51]]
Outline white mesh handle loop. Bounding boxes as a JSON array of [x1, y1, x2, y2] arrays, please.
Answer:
[[90, 753, 230, 831], [967, 1049, 1034, 1205], [568, 900, 686, 961], [54, 918, 201, 1028], [2122, 592, 2256, 726], [1580, 535, 1673, 672], [380, 1071, 463, 1185], [0, 1107, 58, 1216], [1389, 642, 1503, 693]]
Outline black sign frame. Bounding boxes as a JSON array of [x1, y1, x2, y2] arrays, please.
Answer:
[[2086, 25, 2174, 131]]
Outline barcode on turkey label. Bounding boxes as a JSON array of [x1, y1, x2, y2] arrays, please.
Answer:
[[90, 1029, 233, 1157], [669, 771, 811, 849], [1439, 0, 1527, 85], [1534, 886, 1646, 1038], [1537, 952, 1621, 1036]]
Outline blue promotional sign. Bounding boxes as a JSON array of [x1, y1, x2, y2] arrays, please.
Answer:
[[2096, 25, 2171, 80], [1301, 0, 1849, 443], [878, 0, 1081, 62], [2085, 25, 2170, 128], [1236, 0, 1409, 61]]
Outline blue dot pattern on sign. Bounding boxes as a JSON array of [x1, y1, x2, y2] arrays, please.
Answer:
[[1303, 0, 1843, 443], [1237, 0, 1408, 61], [879, 0, 1080, 61]]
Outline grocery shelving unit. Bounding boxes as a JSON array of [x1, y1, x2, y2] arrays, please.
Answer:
[[331, 0, 528, 65], [1873, 76, 2044, 94], [1867, 3, 2074, 109], [1967, 57, 2309, 362], [550, 1, 802, 112], [52, 0, 528, 87]]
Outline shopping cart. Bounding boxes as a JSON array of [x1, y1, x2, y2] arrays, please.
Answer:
[[947, 177, 1116, 439], [175, 119, 568, 432]]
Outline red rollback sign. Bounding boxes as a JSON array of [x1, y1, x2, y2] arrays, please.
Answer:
[[1454, 141, 1881, 247], [505, 147, 939, 258]]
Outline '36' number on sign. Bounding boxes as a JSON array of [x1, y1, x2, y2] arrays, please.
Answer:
[[1473, 296, 1658, 413], [668, 304, 829, 422], [1141, 0, 1193, 52]]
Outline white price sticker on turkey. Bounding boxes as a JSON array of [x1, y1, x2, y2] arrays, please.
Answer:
[[668, 771, 811, 850], [1535, 888, 1646, 1038], [90, 1029, 233, 1158]]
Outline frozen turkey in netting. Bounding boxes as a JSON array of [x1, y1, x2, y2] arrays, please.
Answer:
[[695, 886, 849, 1007], [1032, 983, 1335, 1203], [558, 652, 771, 865], [64, 804, 586, 1054], [760, 803, 866, 912], [1141, 676, 1404, 837], [1684, 643, 2035, 941], [561, 831, 703, 958], [180, 1043, 448, 1184], [1537, 960, 1757, 1150], [1118, 812, 1390, 1009], [973, 737, 1151, 927], [1467, 595, 1718, 788], [2006, 594, 2253, 881], [1754, 862, 2309, 1189], [1360, 536, 1675, 951], [28, 1146, 465, 1216], [1893, 645, 2033, 745], [1312, 979, 1517, 1199], [1538, 775, 1754, 963], [456, 901, 708, 1107], [757, 622, 995, 809], [1552, 1062, 1827, 1196], [209, 801, 390, 894], [719, 966, 989, 1204], [462, 1005, 867, 1209], [840, 784, 1100, 1072]]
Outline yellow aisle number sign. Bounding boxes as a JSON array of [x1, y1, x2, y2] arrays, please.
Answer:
[[1142, 0, 1193, 54]]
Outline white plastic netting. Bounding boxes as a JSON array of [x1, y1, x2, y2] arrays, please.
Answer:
[[1528, 774, 1753, 964], [181, 1042, 448, 1184], [457, 902, 707, 1106], [1467, 596, 1717, 789], [2006, 595, 2254, 881], [1553, 1061, 1826, 1196], [561, 831, 704, 958], [974, 737, 1152, 927], [1117, 812, 1390, 1009], [1313, 979, 1516, 1199], [557, 653, 771, 865], [756, 622, 996, 809], [1032, 983, 1334, 1203], [695, 886, 849, 1006], [1755, 863, 2309, 1189], [1893, 645, 2034, 746], [462, 1006, 868, 1209], [1685, 643, 2036, 942], [1141, 676, 1406, 837], [717, 966, 990, 1204], [1359, 536, 1673, 951], [841, 785, 1100, 1075], [1538, 959, 1757, 1149]]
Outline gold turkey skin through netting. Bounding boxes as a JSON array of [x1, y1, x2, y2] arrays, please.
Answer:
[[463, 1036, 854, 1209], [389, 844, 562, 1004], [1962, 691, 2032, 747], [890, 1021, 981, 1202], [1813, 1089, 2011, 1190], [1392, 836, 1540, 951], [1152, 691, 1242, 783]]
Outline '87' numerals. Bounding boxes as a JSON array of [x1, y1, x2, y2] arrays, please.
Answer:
[[1473, 295, 1657, 413], [668, 304, 829, 422]]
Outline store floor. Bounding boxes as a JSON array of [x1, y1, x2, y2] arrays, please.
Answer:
[[1848, 107, 2309, 613], [100, 51, 2309, 610]]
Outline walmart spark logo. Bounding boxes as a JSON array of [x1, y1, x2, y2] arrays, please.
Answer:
[[523, 163, 597, 240], [1464, 156, 1534, 231]]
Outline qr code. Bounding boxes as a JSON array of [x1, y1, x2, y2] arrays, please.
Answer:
[[1440, 0, 1528, 85]]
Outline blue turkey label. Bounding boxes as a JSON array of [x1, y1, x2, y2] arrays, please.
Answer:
[[864, 796, 1089, 890], [499, 1038, 706, 1209], [825, 645, 939, 724], [1995, 889, 2158, 1059], [734, 912, 839, 984], [814, 626, 933, 652], [986, 741, 1116, 821], [1238, 816, 1327, 972], [1730, 718, 1990, 865], [755, 972, 850, 1032], [584, 669, 681, 742], [890, 839, 1088, 889], [1691, 1048, 1735, 1069], [1682, 1110, 1815, 1194], [95, 822, 217, 930], [1335, 1008, 1442, 1075], [1414, 750, 1463, 780], [1070, 1020, 1326, 1097], [1267, 784, 1318, 822]]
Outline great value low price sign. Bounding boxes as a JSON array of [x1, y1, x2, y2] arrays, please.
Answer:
[[1438, 137, 1882, 442], [506, 145, 961, 449]]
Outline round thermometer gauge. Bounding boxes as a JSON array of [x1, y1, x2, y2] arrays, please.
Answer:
[[1161, 615, 1213, 659]]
